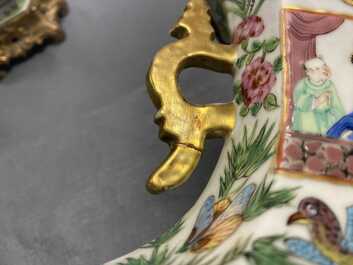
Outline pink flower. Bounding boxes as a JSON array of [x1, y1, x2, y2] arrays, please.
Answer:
[[241, 57, 276, 107], [232, 16, 265, 44]]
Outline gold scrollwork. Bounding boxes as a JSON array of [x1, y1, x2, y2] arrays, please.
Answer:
[[0, 0, 67, 66], [146, 0, 237, 193]]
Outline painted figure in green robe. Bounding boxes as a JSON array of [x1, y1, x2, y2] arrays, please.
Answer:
[[292, 57, 346, 136]]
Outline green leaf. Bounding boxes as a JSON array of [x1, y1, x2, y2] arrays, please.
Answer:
[[245, 236, 299, 265], [219, 237, 251, 264], [143, 219, 184, 248], [250, 103, 262, 116], [245, 53, 255, 65], [264, 37, 280, 53], [180, 238, 251, 265], [273, 56, 283, 73], [224, 1, 247, 19], [119, 246, 172, 265], [233, 80, 242, 94], [243, 177, 298, 221], [241, 39, 249, 51], [236, 54, 247, 69], [218, 120, 278, 198], [252, 0, 266, 16], [240, 105, 249, 117], [263, 93, 279, 111], [249, 40, 263, 53], [235, 93, 244, 105], [233, 80, 244, 104]]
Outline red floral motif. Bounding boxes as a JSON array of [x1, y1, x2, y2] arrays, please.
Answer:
[[232, 16, 265, 44], [241, 57, 276, 107]]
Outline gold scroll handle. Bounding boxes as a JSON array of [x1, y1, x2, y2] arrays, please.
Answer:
[[146, 0, 237, 193]]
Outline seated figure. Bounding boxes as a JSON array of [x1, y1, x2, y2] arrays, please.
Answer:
[[292, 58, 346, 136]]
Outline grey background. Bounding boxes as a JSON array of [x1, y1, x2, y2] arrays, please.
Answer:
[[0, 1, 233, 265]]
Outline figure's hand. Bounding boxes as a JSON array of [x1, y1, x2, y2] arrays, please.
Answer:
[[313, 92, 331, 109], [319, 91, 331, 105], [312, 98, 322, 109]]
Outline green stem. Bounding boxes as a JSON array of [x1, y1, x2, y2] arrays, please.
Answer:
[[241, 0, 247, 10], [224, 1, 246, 19], [252, 0, 266, 15], [233, 0, 245, 9], [247, 0, 255, 17], [222, 177, 248, 199]]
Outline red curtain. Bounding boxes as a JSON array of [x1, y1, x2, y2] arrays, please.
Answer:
[[286, 10, 344, 87]]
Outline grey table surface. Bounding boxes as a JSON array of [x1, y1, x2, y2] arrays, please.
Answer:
[[0, 1, 233, 265]]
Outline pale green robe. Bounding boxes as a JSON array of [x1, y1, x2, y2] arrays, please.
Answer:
[[292, 78, 345, 135]]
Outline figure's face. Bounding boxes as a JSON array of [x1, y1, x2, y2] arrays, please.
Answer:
[[306, 64, 331, 85]]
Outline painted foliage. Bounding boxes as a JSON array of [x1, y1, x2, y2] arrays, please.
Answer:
[[118, 121, 298, 265], [180, 178, 296, 253], [116, 2, 353, 265], [221, 0, 282, 117]]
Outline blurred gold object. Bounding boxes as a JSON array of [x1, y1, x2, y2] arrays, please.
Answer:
[[146, 0, 237, 193], [0, 0, 67, 65], [344, 0, 353, 6]]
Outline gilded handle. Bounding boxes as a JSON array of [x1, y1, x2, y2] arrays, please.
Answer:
[[146, 0, 237, 193]]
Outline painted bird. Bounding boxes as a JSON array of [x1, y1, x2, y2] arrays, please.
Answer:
[[179, 184, 256, 253], [286, 197, 353, 265]]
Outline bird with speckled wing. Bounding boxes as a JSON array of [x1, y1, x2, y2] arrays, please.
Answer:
[[179, 184, 256, 253], [286, 197, 353, 265]]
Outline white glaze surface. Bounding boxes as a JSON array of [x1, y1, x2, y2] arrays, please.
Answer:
[[106, 1, 353, 264]]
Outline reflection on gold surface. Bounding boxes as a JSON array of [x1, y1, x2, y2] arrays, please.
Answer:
[[0, 0, 29, 25], [0, 0, 67, 66], [146, 0, 237, 193], [344, 0, 353, 6]]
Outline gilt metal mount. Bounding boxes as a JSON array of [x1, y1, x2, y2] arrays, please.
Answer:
[[146, 0, 237, 193], [0, 0, 67, 66]]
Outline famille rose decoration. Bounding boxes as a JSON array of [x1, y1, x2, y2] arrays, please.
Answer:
[[0, 0, 67, 70], [106, 1, 353, 265]]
